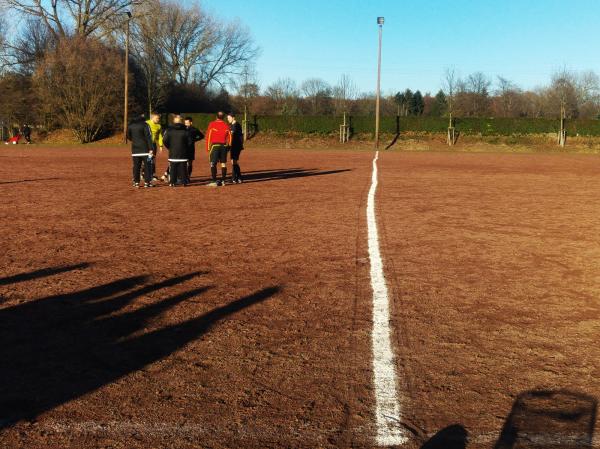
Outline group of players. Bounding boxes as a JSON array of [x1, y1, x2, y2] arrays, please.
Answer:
[[127, 111, 244, 188]]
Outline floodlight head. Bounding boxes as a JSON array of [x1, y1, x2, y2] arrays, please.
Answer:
[[377, 17, 385, 25], [51, 0, 57, 7]]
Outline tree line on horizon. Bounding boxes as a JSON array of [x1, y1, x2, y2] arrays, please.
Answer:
[[0, 0, 597, 143], [236, 68, 600, 121]]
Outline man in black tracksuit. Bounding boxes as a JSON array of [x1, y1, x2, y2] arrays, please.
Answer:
[[22, 124, 31, 144], [163, 115, 193, 187], [227, 113, 244, 183], [127, 115, 155, 188], [184, 117, 204, 179]]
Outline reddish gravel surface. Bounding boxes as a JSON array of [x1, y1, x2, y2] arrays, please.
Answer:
[[0, 146, 377, 449], [377, 151, 600, 448], [1, 146, 600, 448]]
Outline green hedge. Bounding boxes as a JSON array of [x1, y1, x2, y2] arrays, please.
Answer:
[[181, 113, 600, 136]]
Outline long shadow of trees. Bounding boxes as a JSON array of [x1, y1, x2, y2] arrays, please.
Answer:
[[0, 266, 279, 429]]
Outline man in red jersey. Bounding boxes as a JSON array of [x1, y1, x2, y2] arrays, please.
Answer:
[[205, 111, 232, 187]]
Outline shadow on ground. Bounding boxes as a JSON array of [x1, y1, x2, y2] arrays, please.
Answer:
[[385, 116, 401, 151], [420, 390, 597, 449], [0, 263, 91, 286], [0, 265, 280, 428], [495, 390, 597, 449], [184, 167, 351, 186], [421, 424, 468, 449], [0, 178, 61, 185]]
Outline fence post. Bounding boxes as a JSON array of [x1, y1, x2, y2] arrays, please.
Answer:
[[558, 105, 566, 147], [447, 113, 456, 146], [243, 105, 248, 142]]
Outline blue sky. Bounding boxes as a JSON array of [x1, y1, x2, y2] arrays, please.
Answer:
[[198, 0, 600, 95]]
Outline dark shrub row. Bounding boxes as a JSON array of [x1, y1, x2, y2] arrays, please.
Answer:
[[182, 114, 600, 136]]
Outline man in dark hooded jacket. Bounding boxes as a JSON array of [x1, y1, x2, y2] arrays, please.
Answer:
[[184, 116, 204, 178], [163, 114, 193, 187], [126, 115, 154, 188]]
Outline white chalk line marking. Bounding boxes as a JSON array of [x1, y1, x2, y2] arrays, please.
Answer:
[[367, 151, 408, 446]]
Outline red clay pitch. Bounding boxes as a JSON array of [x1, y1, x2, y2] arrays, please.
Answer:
[[1, 146, 600, 448]]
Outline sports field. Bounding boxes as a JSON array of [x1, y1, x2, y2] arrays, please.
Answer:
[[1, 146, 600, 448]]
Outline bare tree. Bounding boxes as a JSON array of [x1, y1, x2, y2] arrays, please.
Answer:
[[353, 92, 376, 116], [265, 77, 299, 115], [575, 70, 600, 118], [0, 71, 37, 131], [300, 78, 331, 114], [130, 0, 257, 92], [1, 17, 55, 74], [547, 68, 579, 118], [0, 11, 5, 41], [198, 20, 259, 89], [442, 67, 458, 118], [2, 0, 140, 38], [465, 71, 491, 116], [522, 89, 544, 118], [495, 76, 522, 117], [153, 0, 216, 85], [34, 37, 124, 142], [442, 67, 459, 144], [467, 72, 491, 95], [0, 14, 8, 70], [332, 74, 357, 115], [576, 71, 600, 102], [128, 0, 171, 113], [230, 63, 259, 112], [450, 71, 491, 117]]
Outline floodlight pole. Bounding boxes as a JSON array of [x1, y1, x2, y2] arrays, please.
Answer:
[[375, 17, 384, 149], [123, 11, 132, 144]]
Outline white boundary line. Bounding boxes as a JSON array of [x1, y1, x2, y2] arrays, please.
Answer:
[[367, 151, 408, 446]]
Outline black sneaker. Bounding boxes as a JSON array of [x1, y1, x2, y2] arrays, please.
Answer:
[[144, 183, 154, 188], [133, 182, 140, 188]]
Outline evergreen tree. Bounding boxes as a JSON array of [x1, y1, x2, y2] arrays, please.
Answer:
[[410, 90, 425, 115], [431, 90, 448, 116], [403, 89, 413, 116]]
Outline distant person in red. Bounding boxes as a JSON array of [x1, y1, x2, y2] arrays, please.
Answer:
[[6, 135, 20, 145], [205, 111, 231, 187]]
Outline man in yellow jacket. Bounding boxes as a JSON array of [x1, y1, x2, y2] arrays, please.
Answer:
[[146, 112, 163, 182]]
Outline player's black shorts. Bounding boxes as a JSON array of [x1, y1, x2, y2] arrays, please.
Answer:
[[230, 147, 243, 160], [209, 144, 228, 164]]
